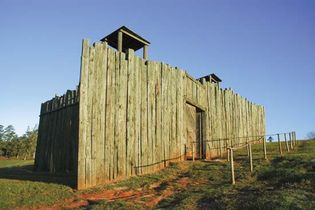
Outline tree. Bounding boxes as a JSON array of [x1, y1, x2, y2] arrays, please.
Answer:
[[0, 125, 18, 156], [307, 131, 315, 140], [0, 125, 4, 141], [0, 125, 38, 159], [0, 125, 4, 156], [20, 126, 38, 159], [3, 125, 17, 141]]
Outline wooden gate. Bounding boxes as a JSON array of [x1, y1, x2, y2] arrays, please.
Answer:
[[185, 103, 204, 159]]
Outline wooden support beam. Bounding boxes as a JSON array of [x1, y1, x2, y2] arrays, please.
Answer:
[[143, 45, 148, 60], [118, 30, 123, 52]]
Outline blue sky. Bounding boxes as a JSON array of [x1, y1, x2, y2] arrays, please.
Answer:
[[0, 0, 314, 139]]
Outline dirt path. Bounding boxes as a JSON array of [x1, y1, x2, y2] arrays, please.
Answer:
[[55, 164, 193, 209], [24, 161, 214, 209]]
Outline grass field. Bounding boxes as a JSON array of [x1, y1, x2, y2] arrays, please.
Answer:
[[0, 159, 33, 168], [0, 140, 314, 210]]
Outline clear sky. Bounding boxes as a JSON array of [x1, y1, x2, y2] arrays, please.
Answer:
[[0, 0, 314, 139]]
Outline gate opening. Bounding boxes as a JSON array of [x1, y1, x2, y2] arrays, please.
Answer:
[[185, 102, 205, 160]]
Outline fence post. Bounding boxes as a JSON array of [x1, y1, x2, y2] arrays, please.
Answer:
[[227, 146, 230, 161], [249, 143, 253, 172], [289, 132, 294, 150], [184, 144, 187, 161], [277, 134, 282, 155], [284, 133, 290, 152], [192, 143, 195, 162], [263, 135, 267, 160], [229, 148, 235, 185]]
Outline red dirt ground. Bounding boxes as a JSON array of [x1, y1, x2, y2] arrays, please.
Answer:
[[42, 176, 192, 210]]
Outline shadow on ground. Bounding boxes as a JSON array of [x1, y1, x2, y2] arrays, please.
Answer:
[[0, 164, 76, 187]]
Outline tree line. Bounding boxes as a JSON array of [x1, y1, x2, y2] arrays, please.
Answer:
[[0, 125, 37, 160]]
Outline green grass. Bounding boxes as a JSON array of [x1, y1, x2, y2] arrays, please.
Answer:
[[0, 159, 34, 168], [0, 140, 314, 210], [81, 200, 142, 210], [0, 179, 75, 209], [154, 140, 315, 210], [80, 162, 182, 195], [0, 159, 75, 209]]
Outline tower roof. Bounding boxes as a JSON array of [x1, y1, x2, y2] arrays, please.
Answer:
[[100, 26, 150, 52], [198, 73, 222, 83]]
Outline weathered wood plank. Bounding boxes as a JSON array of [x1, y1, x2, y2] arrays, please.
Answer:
[[140, 59, 147, 174], [117, 51, 126, 178], [126, 49, 135, 176], [86, 45, 95, 188]]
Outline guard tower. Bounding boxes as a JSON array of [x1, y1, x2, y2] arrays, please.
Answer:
[[198, 73, 222, 86], [100, 26, 150, 59]]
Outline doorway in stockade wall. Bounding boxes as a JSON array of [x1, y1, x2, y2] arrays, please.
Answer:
[[185, 103, 205, 160]]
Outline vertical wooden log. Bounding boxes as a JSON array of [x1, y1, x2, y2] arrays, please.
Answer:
[[155, 62, 162, 169], [140, 59, 147, 174], [249, 143, 253, 173], [161, 63, 167, 166], [230, 148, 235, 185], [247, 144, 250, 157], [135, 56, 141, 175], [105, 48, 114, 181], [143, 45, 148, 60], [192, 143, 195, 162], [284, 133, 290, 152], [184, 144, 187, 160], [263, 132, 267, 160], [86, 45, 96, 187], [126, 49, 136, 176], [121, 53, 128, 178], [78, 39, 90, 189], [277, 134, 282, 155], [118, 30, 123, 52], [117, 50, 126, 178], [289, 132, 293, 150], [146, 61, 152, 173], [112, 51, 120, 179]]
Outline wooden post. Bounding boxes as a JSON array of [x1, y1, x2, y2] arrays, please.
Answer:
[[247, 143, 250, 157], [263, 135, 267, 160], [192, 143, 195, 162], [230, 148, 235, 185], [284, 133, 290, 152], [249, 143, 253, 172], [227, 144, 230, 161], [277, 134, 282, 155], [184, 144, 187, 160], [289, 132, 293, 150], [294, 132, 297, 145], [118, 30, 123, 52], [143, 45, 148, 60]]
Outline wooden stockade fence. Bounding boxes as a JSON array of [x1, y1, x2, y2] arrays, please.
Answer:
[[34, 89, 79, 174], [35, 39, 266, 189]]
